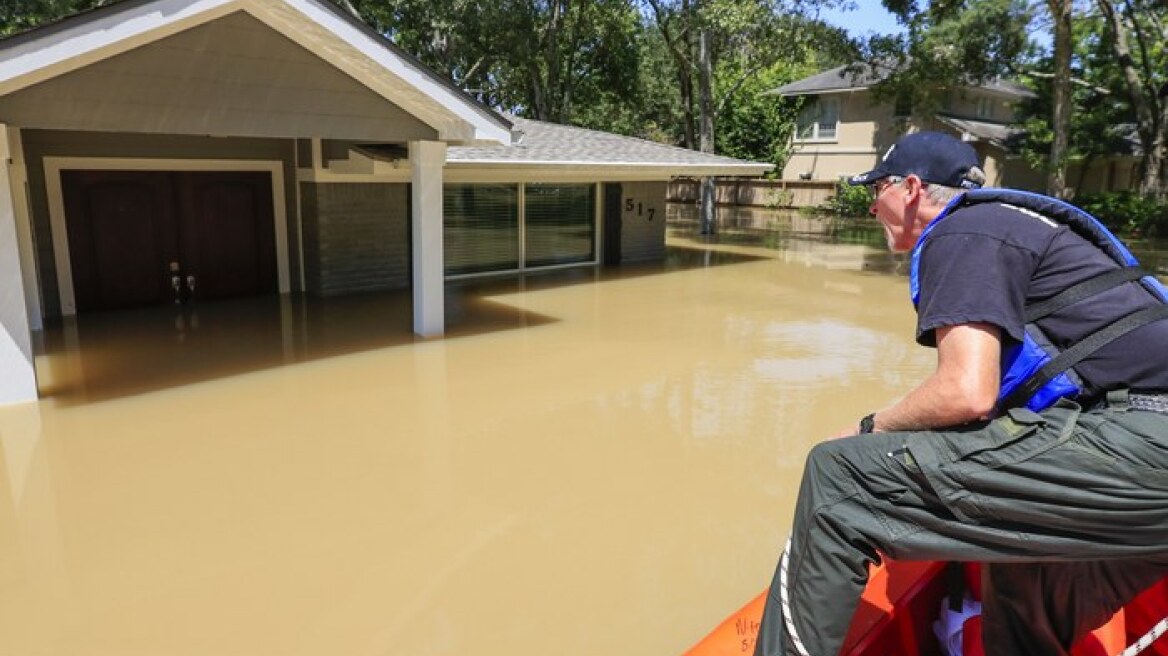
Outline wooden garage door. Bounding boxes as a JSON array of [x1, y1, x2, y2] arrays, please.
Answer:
[[62, 170, 277, 312]]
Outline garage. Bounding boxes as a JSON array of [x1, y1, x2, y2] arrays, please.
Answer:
[[62, 169, 277, 311]]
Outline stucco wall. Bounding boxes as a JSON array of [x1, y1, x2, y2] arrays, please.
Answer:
[[0, 12, 436, 142], [618, 182, 667, 264], [781, 91, 900, 181], [299, 183, 410, 297]]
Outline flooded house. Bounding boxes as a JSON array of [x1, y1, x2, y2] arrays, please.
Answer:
[[0, 0, 771, 405]]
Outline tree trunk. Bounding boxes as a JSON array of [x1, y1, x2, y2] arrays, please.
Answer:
[[699, 28, 716, 235], [1047, 0, 1072, 198], [1096, 0, 1165, 198]]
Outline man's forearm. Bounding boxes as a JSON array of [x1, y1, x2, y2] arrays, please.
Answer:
[[866, 323, 1003, 433], [869, 373, 995, 431]]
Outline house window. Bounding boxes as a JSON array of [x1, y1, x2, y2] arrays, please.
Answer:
[[976, 97, 994, 119], [524, 184, 596, 267], [795, 97, 840, 141], [444, 183, 598, 276], [444, 183, 520, 275]]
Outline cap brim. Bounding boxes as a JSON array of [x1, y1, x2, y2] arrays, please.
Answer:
[[847, 170, 883, 186]]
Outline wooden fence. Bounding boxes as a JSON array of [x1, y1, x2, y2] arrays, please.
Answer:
[[666, 178, 837, 209]]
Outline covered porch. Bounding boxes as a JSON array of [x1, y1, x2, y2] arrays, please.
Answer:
[[0, 0, 514, 404]]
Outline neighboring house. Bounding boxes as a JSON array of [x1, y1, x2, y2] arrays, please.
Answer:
[[0, 0, 770, 405], [770, 63, 1141, 195]]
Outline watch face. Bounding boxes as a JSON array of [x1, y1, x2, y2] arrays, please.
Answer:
[[859, 414, 875, 434]]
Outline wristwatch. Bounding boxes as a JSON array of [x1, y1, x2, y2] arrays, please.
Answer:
[[858, 413, 877, 434]]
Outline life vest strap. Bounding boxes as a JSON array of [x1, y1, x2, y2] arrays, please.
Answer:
[[1025, 266, 1149, 323], [1002, 305, 1168, 409]]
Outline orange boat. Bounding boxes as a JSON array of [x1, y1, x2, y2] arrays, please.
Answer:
[[685, 560, 1168, 656]]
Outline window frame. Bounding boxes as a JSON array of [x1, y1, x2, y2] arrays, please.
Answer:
[[443, 182, 602, 280], [794, 96, 841, 143]]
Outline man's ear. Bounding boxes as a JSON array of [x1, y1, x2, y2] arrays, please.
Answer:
[[901, 174, 925, 201]]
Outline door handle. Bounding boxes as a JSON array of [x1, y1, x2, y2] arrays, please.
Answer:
[[186, 275, 197, 297], [169, 261, 182, 304]]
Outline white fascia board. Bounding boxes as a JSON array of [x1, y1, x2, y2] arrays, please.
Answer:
[[252, 0, 512, 145], [776, 87, 868, 98], [445, 162, 773, 182], [0, 0, 239, 95], [447, 159, 772, 173]]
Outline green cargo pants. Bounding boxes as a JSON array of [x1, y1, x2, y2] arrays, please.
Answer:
[[754, 396, 1168, 656]]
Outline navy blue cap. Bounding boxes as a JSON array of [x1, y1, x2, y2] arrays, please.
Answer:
[[848, 132, 983, 189]]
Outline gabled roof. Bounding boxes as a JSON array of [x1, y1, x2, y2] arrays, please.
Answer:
[[770, 62, 1035, 101], [446, 117, 773, 177], [0, 0, 512, 144], [768, 63, 890, 97]]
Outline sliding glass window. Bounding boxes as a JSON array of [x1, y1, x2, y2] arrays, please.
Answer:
[[524, 184, 596, 268], [444, 184, 519, 276]]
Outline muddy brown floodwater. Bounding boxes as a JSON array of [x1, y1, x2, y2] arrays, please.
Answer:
[[6, 204, 1156, 656]]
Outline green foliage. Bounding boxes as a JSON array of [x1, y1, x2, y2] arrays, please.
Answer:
[[827, 180, 872, 217], [1074, 192, 1168, 238], [0, 0, 104, 36], [865, 0, 1033, 111], [715, 62, 801, 172], [351, 0, 640, 123], [1012, 12, 1136, 179], [0, 0, 863, 176]]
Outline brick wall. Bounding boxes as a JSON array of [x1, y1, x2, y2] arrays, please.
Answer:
[[300, 183, 410, 297]]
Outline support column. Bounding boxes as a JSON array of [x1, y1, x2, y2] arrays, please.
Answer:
[[410, 140, 446, 337], [0, 125, 37, 404]]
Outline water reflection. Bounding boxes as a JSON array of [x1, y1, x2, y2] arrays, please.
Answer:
[[668, 204, 906, 275], [669, 202, 1168, 276]]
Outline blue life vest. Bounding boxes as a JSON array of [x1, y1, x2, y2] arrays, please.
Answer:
[[909, 189, 1168, 412]]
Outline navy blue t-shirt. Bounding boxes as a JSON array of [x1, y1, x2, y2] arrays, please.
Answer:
[[915, 201, 1168, 396]]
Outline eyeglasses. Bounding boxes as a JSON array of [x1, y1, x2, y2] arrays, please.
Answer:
[[869, 176, 904, 197]]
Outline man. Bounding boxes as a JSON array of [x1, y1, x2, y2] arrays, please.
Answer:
[[753, 131, 1168, 656]]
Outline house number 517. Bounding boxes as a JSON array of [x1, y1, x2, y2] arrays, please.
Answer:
[[624, 199, 655, 221]]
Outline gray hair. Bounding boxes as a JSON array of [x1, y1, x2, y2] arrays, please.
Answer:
[[924, 166, 988, 205]]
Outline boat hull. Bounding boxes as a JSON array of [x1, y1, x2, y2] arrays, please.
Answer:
[[685, 561, 1168, 656]]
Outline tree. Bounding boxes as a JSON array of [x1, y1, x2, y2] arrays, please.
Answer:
[[641, 0, 846, 232], [1094, 0, 1168, 199], [0, 0, 106, 36], [866, 0, 1033, 114], [350, 0, 640, 124], [1046, 0, 1074, 198]]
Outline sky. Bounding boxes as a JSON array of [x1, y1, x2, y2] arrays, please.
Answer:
[[817, 3, 907, 38], [818, 2, 1052, 50]]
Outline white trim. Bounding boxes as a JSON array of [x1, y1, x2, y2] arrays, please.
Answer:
[[0, 0, 239, 95], [0, 124, 37, 404], [43, 156, 290, 316], [593, 182, 602, 265], [6, 129, 42, 330], [409, 140, 446, 336], [786, 147, 880, 156], [774, 88, 870, 98], [0, 0, 511, 145], [444, 181, 601, 280], [292, 144, 306, 292], [298, 166, 769, 186], [444, 260, 597, 282]]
